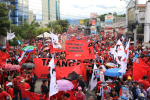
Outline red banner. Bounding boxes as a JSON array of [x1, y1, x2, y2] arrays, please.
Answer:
[[65, 40, 95, 60], [56, 63, 87, 82], [27, 91, 43, 100], [34, 58, 87, 80]]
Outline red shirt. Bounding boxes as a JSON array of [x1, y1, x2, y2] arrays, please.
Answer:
[[19, 83, 30, 98], [25, 76, 32, 85], [0, 91, 9, 100], [8, 88, 15, 98], [4, 81, 9, 90], [21, 73, 26, 79], [12, 76, 23, 89], [2, 73, 7, 81]]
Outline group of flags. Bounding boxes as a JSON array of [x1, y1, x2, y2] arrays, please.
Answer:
[[112, 39, 130, 73]]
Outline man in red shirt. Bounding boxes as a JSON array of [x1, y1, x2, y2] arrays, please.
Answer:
[[19, 79, 30, 100], [6, 82, 15, 100], [12, 73, 23, 100], [0, 69, 3, 87], [138, 75, 150, 91], [0, 85, 12, 100]]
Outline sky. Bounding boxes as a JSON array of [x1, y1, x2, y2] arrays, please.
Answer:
[[29, 0, 147, 20]]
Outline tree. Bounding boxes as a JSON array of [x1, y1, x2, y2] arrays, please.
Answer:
[[84, 19, 91, 27], [98, 14, 107, 21], [0, 3, 12, 36], [108, 12, 112, 15], [113, 12, 117, 16]]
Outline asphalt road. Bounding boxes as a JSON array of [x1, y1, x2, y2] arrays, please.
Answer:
[[34, 79, 97, 100]]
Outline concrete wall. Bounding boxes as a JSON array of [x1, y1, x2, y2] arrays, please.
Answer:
[[0, 36, 6, 46]]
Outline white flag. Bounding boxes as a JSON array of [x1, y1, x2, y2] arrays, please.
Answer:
[[90, 63, 97, 91], [125, 39, 130, 60], [112, 39, 124, 56], [18, 51, 26, 63], [49, 57, 58, 97], [17, 47, 28, 63], [7, 32, 15, 40], [51, 33, 62, 48]]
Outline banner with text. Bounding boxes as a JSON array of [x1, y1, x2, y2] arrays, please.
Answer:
[[34, 58, 87, 80], [65, 40, 95, 60]]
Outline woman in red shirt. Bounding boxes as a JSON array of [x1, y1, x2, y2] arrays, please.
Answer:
[[0, 85, 12, 100], [6, 82, 15, 100]]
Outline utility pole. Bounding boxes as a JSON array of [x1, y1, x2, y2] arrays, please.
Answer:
[[50, 15, 52, 32], [134, 0, 138, 47]]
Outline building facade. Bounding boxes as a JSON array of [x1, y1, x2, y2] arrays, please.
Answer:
[[29, 10, 36, 24], [0, 0, 29, 26], [126, 0, 145, 42], [36, 0, 60, 26], [11, 0, 29, 25]]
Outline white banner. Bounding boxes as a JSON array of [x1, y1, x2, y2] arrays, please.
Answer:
[[90, 63, 97, 91], [49, 57, 58, 97]]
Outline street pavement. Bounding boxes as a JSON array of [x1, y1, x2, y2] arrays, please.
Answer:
[[34, 79, 97, 99]]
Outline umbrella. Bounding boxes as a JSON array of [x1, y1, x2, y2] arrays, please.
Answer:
[[5, 65, 21, 71], [104, 68, 125, 77], [56, 79, 74, 91], [43, 47, 49, 51], [46, 39, 51, 42], [22, 46, 35, 52], [105, 63, 116, 67], [3, 64, 12, 68], [21, 63, 36, 69]]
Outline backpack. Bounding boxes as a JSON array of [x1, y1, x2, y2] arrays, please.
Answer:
[[16, 77, 21, 89], [76, 92, 86, 100]]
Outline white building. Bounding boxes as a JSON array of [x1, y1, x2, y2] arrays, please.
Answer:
[[143, 1, 150, 46], [36, 0, 60, 27], [126, 0, 146, 42]]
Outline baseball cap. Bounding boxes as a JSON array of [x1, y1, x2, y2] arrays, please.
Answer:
[[78, 86, 82, 90], [21, 79, 25, 83], [6, 82, 13, 86]]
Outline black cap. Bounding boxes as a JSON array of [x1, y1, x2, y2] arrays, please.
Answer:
[[64, 93, 70, 98], [132, 81, 138, 84], [143, 75, 148, 79]]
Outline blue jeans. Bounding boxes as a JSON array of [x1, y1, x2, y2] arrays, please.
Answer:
[[22, 97, 29, 100], [14, 88, 22, 100]]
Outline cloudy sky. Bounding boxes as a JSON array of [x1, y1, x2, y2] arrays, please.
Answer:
[[29, 0, 147, 20]]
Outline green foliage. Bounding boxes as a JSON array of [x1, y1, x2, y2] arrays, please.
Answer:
[[0, 2, 12, 36], [98, 12, 126, 22], [46, 20, 69, 33], [84, 19, 91, 27]]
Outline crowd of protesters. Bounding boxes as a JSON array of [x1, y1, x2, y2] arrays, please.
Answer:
[[0, 31, 150, 100]]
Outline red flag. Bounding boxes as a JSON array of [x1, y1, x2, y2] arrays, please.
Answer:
[[0, 51, 9, 66], [133, 62, 147, 81], [19, 57, 25, 65], [6, 43, 10, 53], [38, 43, 41, 51], [26, 52, 31, 61], [32, 48, 36, 54], [50, 40, 53, 53]]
